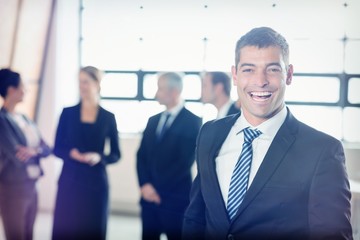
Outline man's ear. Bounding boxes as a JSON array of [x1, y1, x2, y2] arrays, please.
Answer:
[[171, 88, 181, 99], [286, 64, 293, 85], [7, 86, 16, 96]]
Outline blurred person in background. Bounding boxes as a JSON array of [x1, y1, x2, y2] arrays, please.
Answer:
[[52, 66, 121, 240], [0, 68, 51, 240], [137, 72, 201, 240], [201, 71, 240, 119]]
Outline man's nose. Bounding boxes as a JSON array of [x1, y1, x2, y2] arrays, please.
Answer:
[[253, 70, 269, 87]]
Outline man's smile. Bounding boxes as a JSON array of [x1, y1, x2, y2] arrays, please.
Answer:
[[249, 91, 273, 102]]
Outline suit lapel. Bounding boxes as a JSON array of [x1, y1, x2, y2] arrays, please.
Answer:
[[207, 114, 240, 225], [1, 108, 27, 145], [152, 113, 163, 143], [167, 107, 185, 132], [231, 111, 298, 222], [159, 107, 185, 141]]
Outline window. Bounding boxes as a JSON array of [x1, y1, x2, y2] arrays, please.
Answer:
[[289, 105, 342, 140], [101, 73, 138, 98], [81, 1, 360, 142], [348, 78, 360, 104], [182, 74, 201, 100], [285, 76, 340, 103], [343, 107, 360, 142], [143, 74, 157, 99]]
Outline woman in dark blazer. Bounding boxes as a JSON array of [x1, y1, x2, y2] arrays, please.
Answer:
[[52, 66, 121, 240], [0, 68, 51, 240]]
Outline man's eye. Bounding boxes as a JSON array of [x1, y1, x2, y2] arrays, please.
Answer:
[[268, 67, 281, 72], [242, 69, 253, 73]]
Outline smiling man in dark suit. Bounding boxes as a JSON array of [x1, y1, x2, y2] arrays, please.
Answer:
[[137, 72, 201, 240], [183, 27, 352, 240]]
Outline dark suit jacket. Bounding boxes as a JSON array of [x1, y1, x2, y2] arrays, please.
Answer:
[[183, 109, 352, 240], [137, 107, 201, 208], [226, 102, 240, 116], [54, 103, 121, 189], [0, 107, 50, 184]]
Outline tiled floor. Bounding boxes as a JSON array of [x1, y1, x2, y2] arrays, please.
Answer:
[[0, 211, 143, 240]]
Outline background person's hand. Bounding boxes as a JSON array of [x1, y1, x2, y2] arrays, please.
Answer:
[[83, 152, 101, 166], [16, 145, 38, 162], [70, 148, 87, 163], [141, 183, 161, 204]]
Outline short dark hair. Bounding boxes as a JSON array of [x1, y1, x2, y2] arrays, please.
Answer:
[[235, 27, 289, 69], [207, 71, 231, 97], [0, 68, 21, 98]]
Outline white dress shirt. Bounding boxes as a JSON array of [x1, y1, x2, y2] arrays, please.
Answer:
[[217, 99, 233, 119], [10, 113, 40, 148], [215, 106, 288, 206], [156, 101, 184, 135], [9, 112, 42, 179]]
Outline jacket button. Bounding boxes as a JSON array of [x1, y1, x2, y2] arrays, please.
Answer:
[[227, 234, 235, 240]]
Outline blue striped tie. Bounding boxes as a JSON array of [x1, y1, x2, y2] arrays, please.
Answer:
[[227, 127, 262, 220]]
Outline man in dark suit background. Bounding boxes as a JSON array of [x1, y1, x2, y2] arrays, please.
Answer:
[[183, 27, 352, 239], [137, 72, 201, 240], [201, 71, 240, 119]]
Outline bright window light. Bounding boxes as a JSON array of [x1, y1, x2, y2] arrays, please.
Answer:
[[286, 76, 340, 103], [348, 78, 360, 104], [288, 105, 342, 140], [343, 107, 360, 142], [101, 73, 138, 98], [82, 1, 360, 139]]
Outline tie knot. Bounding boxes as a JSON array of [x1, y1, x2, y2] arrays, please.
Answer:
[[243, 127, 262, 143], [164, 112, 171, 119]]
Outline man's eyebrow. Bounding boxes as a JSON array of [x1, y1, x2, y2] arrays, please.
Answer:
[[266, 62, 282, 68], [238, 63, 283, 69], [239, 63, 255, 68]]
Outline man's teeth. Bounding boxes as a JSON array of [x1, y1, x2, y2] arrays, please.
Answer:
[[250, 92, 272, 97]]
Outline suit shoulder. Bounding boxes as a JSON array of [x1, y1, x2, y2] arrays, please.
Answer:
[[182, 108, 201, 121], [286, 112, 341, 147], [62, 104, 80, 114], [198, 114, 239, 142], [227, 102, 240, 115], [203, 113, 239, 130], [99, 106, 115, 118], [148, 112, 162, 122], [0, 110, 6, 119]]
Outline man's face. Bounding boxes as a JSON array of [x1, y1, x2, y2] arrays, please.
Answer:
[[201, 74, 215, 104], [155, 77, 173, 106], [232, 46, 293, 126], [7, 81, 25, 103]]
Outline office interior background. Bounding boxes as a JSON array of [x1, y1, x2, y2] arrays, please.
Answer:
[[1, 0, 360, 239]]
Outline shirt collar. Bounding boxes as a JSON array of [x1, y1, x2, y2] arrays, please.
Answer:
[[235, 106, 288, 138], [164, 100, 184, 117]]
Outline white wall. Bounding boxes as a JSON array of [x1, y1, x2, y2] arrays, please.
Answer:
[[108, 136, 141, 214]]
